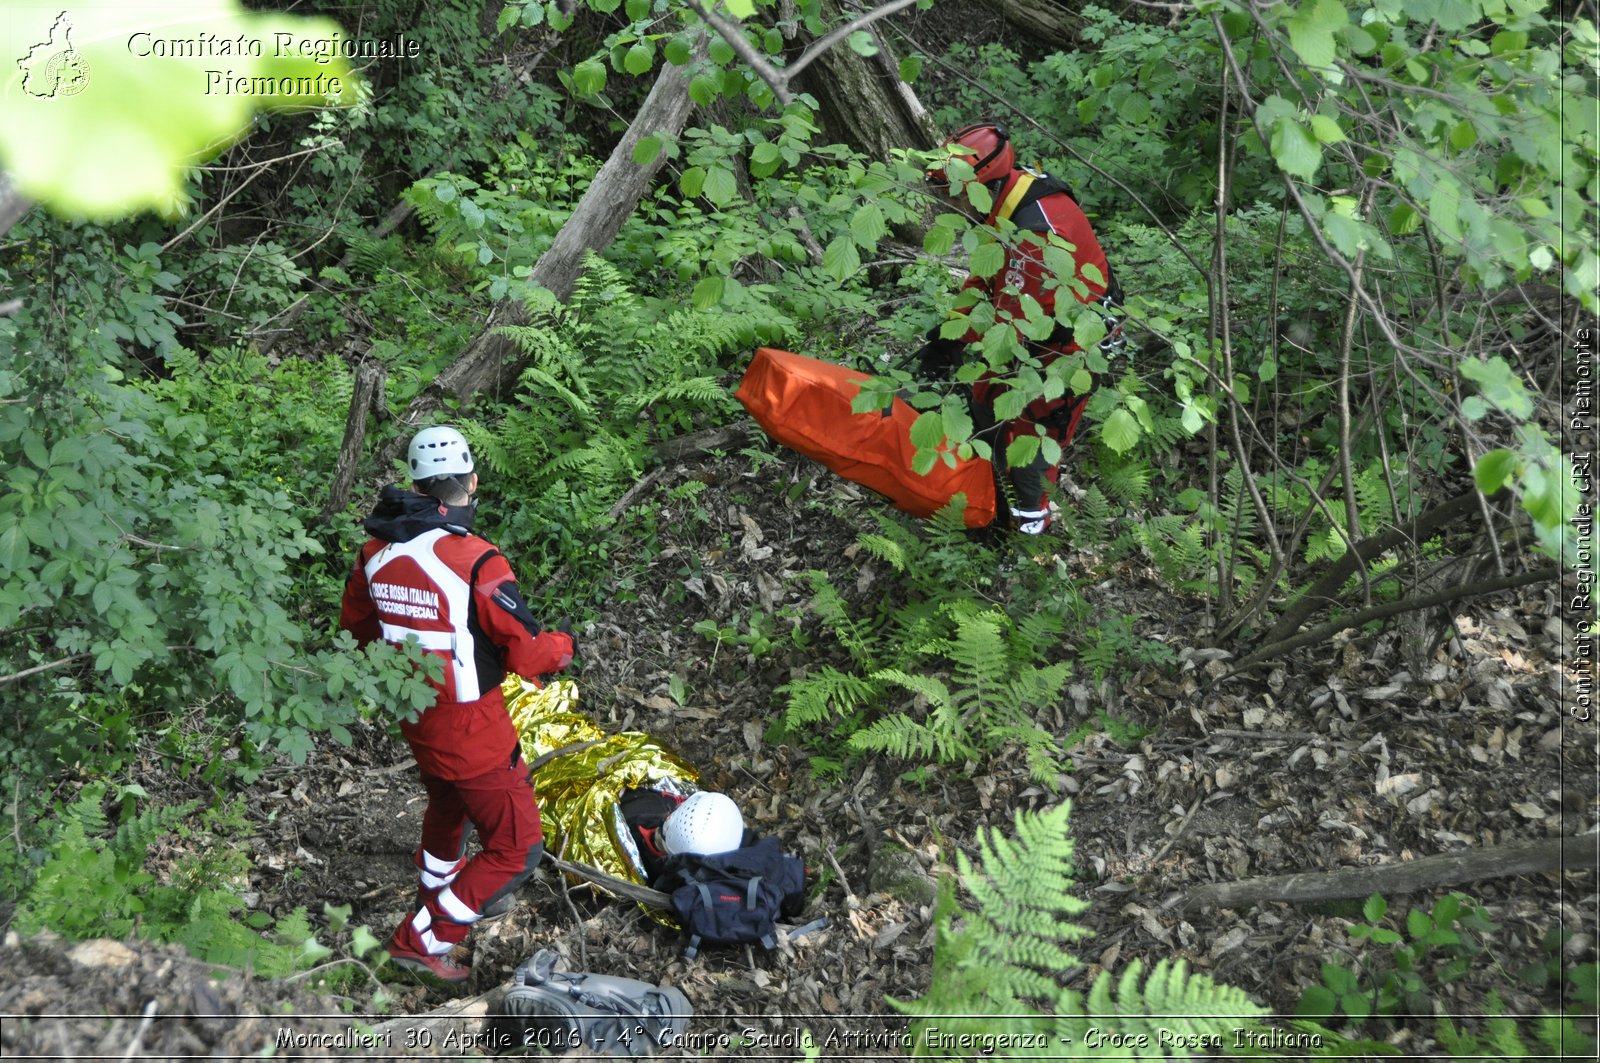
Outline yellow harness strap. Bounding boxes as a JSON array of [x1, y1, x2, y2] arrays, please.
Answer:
[[993, 172, 1036, 223]]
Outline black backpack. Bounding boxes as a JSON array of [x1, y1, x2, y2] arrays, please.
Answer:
[[653, 836, 808, 959]]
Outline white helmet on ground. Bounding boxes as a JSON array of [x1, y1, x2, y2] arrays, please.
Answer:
[[660, 792, 744, 856], [408, 426, 475, 479]]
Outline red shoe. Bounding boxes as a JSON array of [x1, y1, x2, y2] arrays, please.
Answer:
[[386, 942, 471, 986]]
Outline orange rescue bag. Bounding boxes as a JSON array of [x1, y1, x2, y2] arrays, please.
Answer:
[[734, 348, 996, 527]]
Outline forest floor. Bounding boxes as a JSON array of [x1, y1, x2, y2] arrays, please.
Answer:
[[1, 443, 1594, 1060]]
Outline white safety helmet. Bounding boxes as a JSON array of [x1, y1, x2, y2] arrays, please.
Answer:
[[408, 426, 475, 479], [660, 792, 744, 857]]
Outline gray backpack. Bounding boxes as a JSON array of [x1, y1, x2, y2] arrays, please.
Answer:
[[488, 949, 692, 1058]]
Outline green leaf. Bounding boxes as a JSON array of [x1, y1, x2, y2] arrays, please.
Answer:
[[749, 141, 782, 177], [1363, 894, 1388, 924], [1448, 120, 1477, 151], [899, 55, 922, 82], [1270, 116, 1323, 180], [821, 237, 861, 282], [923, 224, 956, 256], [1005, 434, 1041, 469], [573, 59, 607, 96], [1309, 114, 1347, 144], [623, 42, 653, 76], [1474, 449, 1516, 494], [664, 37, 693, 66], [1181, 403, 1204, 433], [1297, 985, 1338, 1018], [1286, 0, 1349, 70], [1100, 409, 1140, 454], [1, 0, 356, 219], [850, 203, 887, 247], [723, 0, 755, 16], [350, 925, 383, 960], [691, 275, 724, 309], [970, 241, 1005, 279], [908, 410, 945, 451], [1117, 93, 1152, 123], [0, 523, 32, 575], [702, 166, 738, 206], [632, 135, 663, 166], [1072, 312, 1107, 351], [1407, 907, 1432, 940], [847, 30, 878, 57]]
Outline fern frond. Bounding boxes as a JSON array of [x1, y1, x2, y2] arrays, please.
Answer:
[[779, 667, 879, 727], [1013, 611, 1066, 657], [1098, 454, 1152, 504], [896, 804, 1272, 1059], [517, 365, 597, 423], [620, 376, 730, 416], [456, 421, 515, 478], [857, 532, 912, 574]]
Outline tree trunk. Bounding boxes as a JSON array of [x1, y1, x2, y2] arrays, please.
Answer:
[[318, 359, 387, 524], [789, 0, 939, 157], [975, 0, 1081, 50], [0, 173, 29, 236], [373, 47, 704, 469]]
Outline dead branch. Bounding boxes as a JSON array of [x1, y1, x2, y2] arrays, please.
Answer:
[[1174, 834, 1599, 912], [1259, 489, 1498, 647], [652, 423, 750, 461], [546, 853, 671, 909], [682, 0, 922, 108], [1227, 565, 1557, 675], [317, 359, 388, 525]]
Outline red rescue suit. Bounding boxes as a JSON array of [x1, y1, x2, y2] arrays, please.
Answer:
[[340, 486, 574, 958], [925, 168, 1123, 530]]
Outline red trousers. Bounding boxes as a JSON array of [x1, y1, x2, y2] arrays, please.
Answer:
[[390, 748, 543, 956]]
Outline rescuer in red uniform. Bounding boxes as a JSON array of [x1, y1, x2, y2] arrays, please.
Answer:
[[920, 122, 1125, 534], [340, 426, 574, 984]]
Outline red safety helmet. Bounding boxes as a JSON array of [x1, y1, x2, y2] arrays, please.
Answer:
[[927, 123, 1015, 189]]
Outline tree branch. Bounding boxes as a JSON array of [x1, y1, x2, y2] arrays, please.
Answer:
[[784, 0, 923, 82], [683, 0, 794, 105], [0, 655, 90, 687], [1227, 565, 1557, 674]]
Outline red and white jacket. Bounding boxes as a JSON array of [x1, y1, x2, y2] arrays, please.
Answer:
[[340, 487, 573, 779]]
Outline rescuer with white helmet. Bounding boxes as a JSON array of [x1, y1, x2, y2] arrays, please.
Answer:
[[340, 426, 576, 985]]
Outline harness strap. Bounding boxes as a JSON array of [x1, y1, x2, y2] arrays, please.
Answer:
[[994, 172, 1036, 223]]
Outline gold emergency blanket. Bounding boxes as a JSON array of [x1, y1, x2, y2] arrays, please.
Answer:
[[504, 676, 697, 893]]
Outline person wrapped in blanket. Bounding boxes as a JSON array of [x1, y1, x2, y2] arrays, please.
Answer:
[[505, 676, 748, 891]]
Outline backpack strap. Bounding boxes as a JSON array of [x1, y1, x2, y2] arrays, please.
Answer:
[[683, 933, 702, 961], [745, 875, 762, 910]]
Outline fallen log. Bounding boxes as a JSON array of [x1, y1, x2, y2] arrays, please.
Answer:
[[1173, 834, 1599, 913]]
